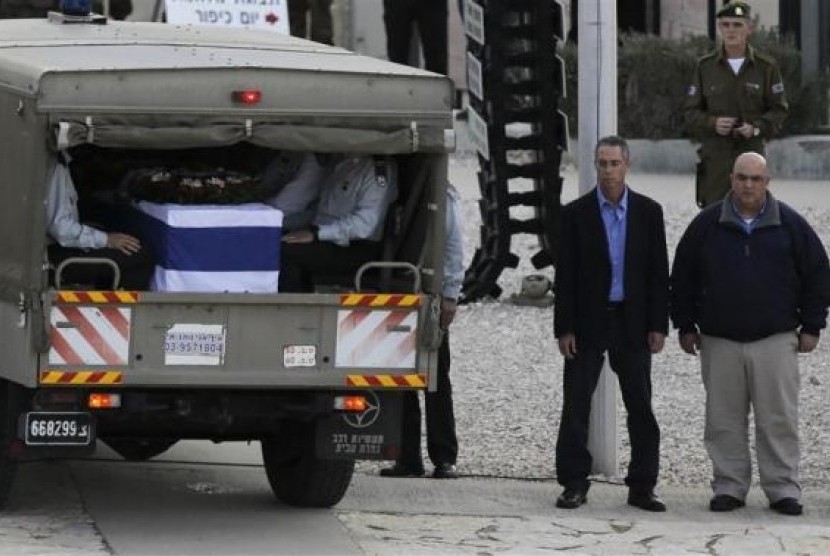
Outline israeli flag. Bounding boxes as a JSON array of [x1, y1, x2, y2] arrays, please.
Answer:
[[136, 202, 283, 293]]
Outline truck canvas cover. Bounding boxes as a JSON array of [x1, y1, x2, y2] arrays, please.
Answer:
[[0, 19, 454, 153]]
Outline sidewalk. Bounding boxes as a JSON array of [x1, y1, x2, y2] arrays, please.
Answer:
[[340, 473, 830, 554]]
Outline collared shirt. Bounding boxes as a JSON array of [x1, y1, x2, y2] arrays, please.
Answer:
[[443, 184, 464, 299], [264, 152, 325, 231], [313, 156, 398, 247], [597, 186, 628, 302], [730, 195, 768, 234], [46, 162, 108, 250]]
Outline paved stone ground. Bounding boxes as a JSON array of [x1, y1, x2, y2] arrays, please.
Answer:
[[339, 476, 830, 555]]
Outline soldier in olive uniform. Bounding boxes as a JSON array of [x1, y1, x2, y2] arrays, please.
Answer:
[[683, 1, 788, 208]]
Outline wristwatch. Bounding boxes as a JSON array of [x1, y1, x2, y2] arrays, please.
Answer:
[[753, 126, 760, 137]]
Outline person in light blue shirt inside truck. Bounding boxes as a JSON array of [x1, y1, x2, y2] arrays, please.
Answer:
[[279, 155, 397, 292]]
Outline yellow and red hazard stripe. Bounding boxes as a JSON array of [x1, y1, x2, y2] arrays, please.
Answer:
[[40, 370, 123, 385], [340, 294, 420, 307], [56, 291, 139, 304], [346, 374, 426, 388]]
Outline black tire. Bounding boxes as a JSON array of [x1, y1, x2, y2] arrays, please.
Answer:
[[0, 379, 22, 509], [261, 421, 354, 508], [102, 438, 178, 461]]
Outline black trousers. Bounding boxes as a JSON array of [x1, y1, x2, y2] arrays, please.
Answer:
[[48, 244, 154, 291], [279, 240, 381, 293], [398, 331, 457, 469], [555, 309, 660, 491], [288, 0, 333, 44], [383, 0, 448, 75]]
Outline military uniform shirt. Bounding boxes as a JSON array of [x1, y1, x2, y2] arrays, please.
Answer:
[[46, 162, 108, 250], [313, 156, 397, 246], [684, 44, 788, 143]]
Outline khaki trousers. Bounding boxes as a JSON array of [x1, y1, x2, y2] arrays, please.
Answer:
[[700, 332, 801, 502]]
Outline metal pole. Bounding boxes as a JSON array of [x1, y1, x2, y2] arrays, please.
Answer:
[[577, 0, 618, 478], [800, 0, 819, 75]]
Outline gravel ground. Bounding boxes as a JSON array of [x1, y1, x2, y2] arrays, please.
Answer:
[[364, 153, 830, 491]]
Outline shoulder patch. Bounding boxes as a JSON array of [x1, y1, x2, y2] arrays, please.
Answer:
[[772, 82, 785, 94], [687, 85, 698, 96]]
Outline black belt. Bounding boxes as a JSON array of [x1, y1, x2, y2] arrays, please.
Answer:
[[607, 302, 624, 311]]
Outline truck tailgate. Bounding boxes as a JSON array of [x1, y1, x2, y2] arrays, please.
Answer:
[[40, 290, 432, 389]]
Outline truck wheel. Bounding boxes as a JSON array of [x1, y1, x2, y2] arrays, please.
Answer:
[[261, 422, 354, 508], [0, 379, 25, 509], [102, 438, 178, 461]]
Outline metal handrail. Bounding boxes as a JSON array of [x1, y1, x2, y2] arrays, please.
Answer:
[[55, 257, 120, 290], [355, 261, 420, 293]]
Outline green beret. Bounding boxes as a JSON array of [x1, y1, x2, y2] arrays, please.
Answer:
[[717, 1, 751, 19]]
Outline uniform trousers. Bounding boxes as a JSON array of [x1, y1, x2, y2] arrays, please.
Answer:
[[279, 240, 381, 293], [383, 0, 448, 75], [555, 308, 660, 492], [288, 0, 333, 44], [700, 332, 801, 502], [397, 330, 457, 470]]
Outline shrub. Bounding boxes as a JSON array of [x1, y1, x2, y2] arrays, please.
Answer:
[[559, 31, 829, 139]]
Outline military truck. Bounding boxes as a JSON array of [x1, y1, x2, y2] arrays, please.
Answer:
[[0, 14, 453, 508]]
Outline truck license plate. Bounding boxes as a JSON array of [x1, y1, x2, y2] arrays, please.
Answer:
[[24, 412, 93, 446]]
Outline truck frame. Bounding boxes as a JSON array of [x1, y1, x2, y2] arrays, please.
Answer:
[[0, 15, 454, 508]]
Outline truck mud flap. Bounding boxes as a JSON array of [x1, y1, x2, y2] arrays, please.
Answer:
[[316, 391, 402, 461]]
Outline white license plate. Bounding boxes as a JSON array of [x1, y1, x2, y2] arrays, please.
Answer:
[[24, 412, 93, 446], [284, 345, 316, 368]]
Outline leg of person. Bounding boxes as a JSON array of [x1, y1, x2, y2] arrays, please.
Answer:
[[696, 144, 735, 208], [100, 246, 154, 290], [425, 331, 458, 478], [309, 0, 333, 44], [280, 240, 381, 293], [383, 0, 415, 65], [380, 390, 426, 477], [700, 334, 751, 508], [555, 347, 604, 507], [49, 245, 102, 288], [415, 0, 448, 75], [747, 331, 803, 515], [607, 322, 664, 511], [288, 0, 309, 39]]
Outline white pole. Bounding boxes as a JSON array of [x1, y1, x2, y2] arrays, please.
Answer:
[[577, 0, 618, 477]]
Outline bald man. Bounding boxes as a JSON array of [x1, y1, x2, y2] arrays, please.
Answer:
[[670, 153, 830, 516]]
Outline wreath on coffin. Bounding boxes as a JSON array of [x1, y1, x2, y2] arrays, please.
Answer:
[[127, 169, 268, 204], [123, 152, 305, 205]]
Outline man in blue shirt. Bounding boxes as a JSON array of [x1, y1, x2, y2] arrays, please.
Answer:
[[553, 136, 669, 512]]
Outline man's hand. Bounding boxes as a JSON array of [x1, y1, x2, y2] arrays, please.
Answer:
[[647, 331, 666, 354], [798, 332, 819, 353], [558, 333, 577, 360], [732, 122, 755, 139], [714, 116, 737, 136], [282, 230, 315, 244], [679, 332, 701, 356], [106, 233, 142, 255], [439, 298, 457, 330]]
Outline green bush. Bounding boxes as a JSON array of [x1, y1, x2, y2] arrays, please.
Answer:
[[559, 31, 829, 139]]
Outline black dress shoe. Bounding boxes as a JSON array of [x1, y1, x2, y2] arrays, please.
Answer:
[[555, 487, 588, 509], [709, 494, 745, 512], [379, 463, 425, 478], [627, 490, 667, 512], [432, 463, 459, 479], [770, 497, 803, 516]]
